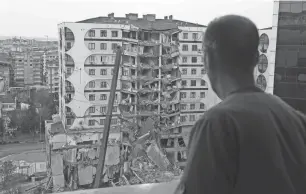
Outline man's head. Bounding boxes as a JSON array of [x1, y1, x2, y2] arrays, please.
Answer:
[[203, 15, 259, 99]]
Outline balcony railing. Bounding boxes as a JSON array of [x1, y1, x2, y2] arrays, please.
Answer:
[[65, 86, 74, 92], [123, 47, 138, 56], [138, 40, 160, 46], [65, 111, 75, 118]]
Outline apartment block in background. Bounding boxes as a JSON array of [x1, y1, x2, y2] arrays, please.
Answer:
[[58, 13, 218, 168], [44, 50, 60, 93]]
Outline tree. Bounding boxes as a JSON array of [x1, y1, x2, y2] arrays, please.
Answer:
[[0, 161, 24, 194], [20, 102, 39, 134]]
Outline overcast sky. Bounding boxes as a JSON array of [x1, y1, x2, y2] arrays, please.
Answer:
[[0, 0, 273, 39]]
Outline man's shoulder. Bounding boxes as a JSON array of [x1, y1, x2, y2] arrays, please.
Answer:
[[196, 102, 232, 125]]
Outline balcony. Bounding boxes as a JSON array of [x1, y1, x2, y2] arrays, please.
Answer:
[[122, 62, 137, 68], [65, 86, 74, 93], [121, 87, 138, 94], [161, 109, 180, 118], [160, 121, 181, 131], [139, 63, 158, 70], [161, 63, 178, 72], [123, 46, 138, 56], [138, 87, 159, 94], [138, 40, 160, 46], [162, 45, 180, 58], [60, 180, 179, 194], [65, 107, 76, 119]]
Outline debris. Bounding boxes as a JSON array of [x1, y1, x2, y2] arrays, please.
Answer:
[[146, 141, 170, 170], [78, 166, 96, 185]]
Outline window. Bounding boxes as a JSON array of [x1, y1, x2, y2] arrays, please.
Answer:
[[66, 118, 72, 125], [100, 69, 107, 75], [192, 45, 198, 51], [201, 68, 206, 74], [180, 116, 187, 122], [89, 106, 95, 113], [100, 106, 106, 113], [111, 119, 117, 125], [183, 33, 188, 39], [181, 80, 187, 86], [190, 92, 196, 98], [100, 30, 107, 37], [191, 80, 196, 86], [67, 68, 71, 74], [182, 45, 188, 51], [100, 119, 105, 125], [89, 81, 95, 88], [112, 43, 117, 50], [200, 103, 205, 109], [182, 68, 187, 75], [123, 70, 129, 76], [89, 30, 95, 37], [180, 92, 187, 99], [89, 69, 95, 75], [191, 57, 197, 63], [101, 56, 107, 63], [200, 92, 205, 98], [201, 80, 206, 86], [100, 43, 107, 50], [89, 56, 95, 62], [100, 94, 107, 100], [89, 94, 95, 101], [66, 42, 71, 50], [190, 115, 196, 121], [89, 120, 95, 126], [182, 57, 187, 63], [88, 43, 95, 50], [180, 104, 187, 110], [112, 31, 118, 37], [191, 69, 196, 75], [111, 56, 116, 63], [192, 33, 198, 40], [190, 104, 195, 110], [100, 81, 107, 88], [113, 106, 117, 112]]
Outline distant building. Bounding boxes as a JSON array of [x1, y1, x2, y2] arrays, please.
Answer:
[[44, 50, 59, 93], [13, 50, 44, 87], [0, 53, 14, 92]]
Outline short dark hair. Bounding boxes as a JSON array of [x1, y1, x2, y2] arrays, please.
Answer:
[[204, 15, 259, 74]]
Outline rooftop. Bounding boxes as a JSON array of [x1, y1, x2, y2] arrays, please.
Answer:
[[77, 13, 206, 30]]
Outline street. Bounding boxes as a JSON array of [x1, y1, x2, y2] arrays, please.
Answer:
[[0, 142, 44, 159]]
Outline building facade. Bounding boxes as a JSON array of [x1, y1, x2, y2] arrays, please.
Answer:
[[0, 53, 14, 93], [272, 0, 306, 113], [44, 50, 60, 93], [13, 50, 44, 87], [58, 13, 217, 167]]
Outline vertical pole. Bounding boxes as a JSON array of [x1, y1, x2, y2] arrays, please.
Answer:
[[50, 67, 53, 94], [93, 46, 122, 188]]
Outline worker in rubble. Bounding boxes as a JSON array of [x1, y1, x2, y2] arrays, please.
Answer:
[[175, 15, 306, 194]]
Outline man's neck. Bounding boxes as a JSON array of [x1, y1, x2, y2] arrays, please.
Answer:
[[217, 75, 255, 100]]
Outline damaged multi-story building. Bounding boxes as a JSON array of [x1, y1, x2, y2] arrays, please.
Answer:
[[47, 13, 219, 192]]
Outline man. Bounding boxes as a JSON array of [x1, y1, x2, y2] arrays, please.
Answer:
[[175, 15, 306, 194]]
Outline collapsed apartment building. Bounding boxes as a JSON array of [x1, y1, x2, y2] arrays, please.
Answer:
[[45, 14, 210, 192]]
